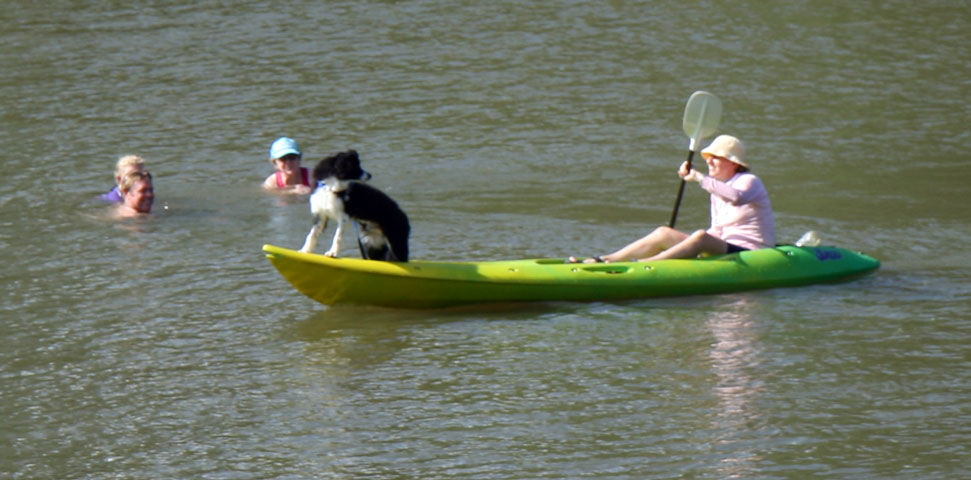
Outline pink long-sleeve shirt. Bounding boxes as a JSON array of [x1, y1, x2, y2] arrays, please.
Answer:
[[699, 172, 775, 250]]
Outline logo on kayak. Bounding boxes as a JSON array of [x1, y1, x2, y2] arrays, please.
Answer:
[[812, 248, 843, 261]]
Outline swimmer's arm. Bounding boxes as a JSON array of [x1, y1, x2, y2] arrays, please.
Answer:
[[262, 174, 277, 189]]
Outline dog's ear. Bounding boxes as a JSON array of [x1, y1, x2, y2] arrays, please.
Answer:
[[312, 156, 333, 183], [342, 150, 360, 170], [338, 150, 364, 179], [344, 150, 371, 181]]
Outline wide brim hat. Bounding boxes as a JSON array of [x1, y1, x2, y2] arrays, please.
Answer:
[[701, 134, 747, 168], [269, 137, 301, 160]]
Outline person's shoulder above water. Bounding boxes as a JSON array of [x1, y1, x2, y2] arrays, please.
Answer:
[[101, 186, 123, 203], [263, 137, 312, 195]]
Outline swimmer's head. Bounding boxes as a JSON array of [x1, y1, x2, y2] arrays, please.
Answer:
[[115, 155, 146, 182]]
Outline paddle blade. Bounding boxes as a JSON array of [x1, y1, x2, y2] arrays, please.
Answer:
[[682, 91, 722, 151]]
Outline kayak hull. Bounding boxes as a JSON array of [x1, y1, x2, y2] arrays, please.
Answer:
[[262, 244, 880, 309]]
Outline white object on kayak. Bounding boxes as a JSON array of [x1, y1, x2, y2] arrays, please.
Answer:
[[795, 230, 822, 247]]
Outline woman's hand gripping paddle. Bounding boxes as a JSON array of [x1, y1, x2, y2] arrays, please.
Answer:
[[668, 91, 722, 228]]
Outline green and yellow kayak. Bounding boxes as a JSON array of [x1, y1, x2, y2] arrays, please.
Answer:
[[262, 244, 880, 309]]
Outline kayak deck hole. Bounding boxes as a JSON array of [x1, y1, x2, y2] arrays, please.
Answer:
[[582, 265, 631, 274]]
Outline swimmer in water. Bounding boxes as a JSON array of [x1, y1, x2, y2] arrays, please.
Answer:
[[263, 137, 313, 195], [102, 155, 146, 203], [115, 171, 154, 218]]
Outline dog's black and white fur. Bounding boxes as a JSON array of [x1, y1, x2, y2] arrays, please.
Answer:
[[299, 150, 410, 262]]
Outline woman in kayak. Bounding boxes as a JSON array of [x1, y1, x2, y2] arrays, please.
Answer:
[[569, 134, 774, 263], [263, 136, 313, 194]]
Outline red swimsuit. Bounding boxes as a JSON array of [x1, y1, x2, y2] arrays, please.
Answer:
[[275, 167, 310, 189]]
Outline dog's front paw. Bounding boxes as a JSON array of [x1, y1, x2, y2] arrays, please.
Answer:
[[324, 249, 339, 258]]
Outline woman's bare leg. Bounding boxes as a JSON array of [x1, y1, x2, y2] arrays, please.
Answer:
[[643, 229, 729, 261], [598, 226, 688, 263]]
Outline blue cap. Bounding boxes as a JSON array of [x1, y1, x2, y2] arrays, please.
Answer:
[[269, 137, 301, 159]]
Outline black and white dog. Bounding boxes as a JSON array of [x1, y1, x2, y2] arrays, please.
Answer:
[[298, 150, 410, 262]]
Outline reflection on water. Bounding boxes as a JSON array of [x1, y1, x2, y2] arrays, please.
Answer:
[[706, 298, 765, 478]]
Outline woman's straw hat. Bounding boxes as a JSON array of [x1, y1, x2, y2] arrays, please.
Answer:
[[701, 135, 746, 167]]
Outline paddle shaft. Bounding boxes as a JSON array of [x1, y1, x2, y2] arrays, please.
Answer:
[[668, 150, 695, 228]]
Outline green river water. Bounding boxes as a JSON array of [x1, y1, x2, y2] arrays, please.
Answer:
[[1, 1, 968, 478]]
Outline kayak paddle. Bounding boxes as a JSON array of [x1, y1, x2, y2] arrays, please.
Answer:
[[669, 90, 722, 228]]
